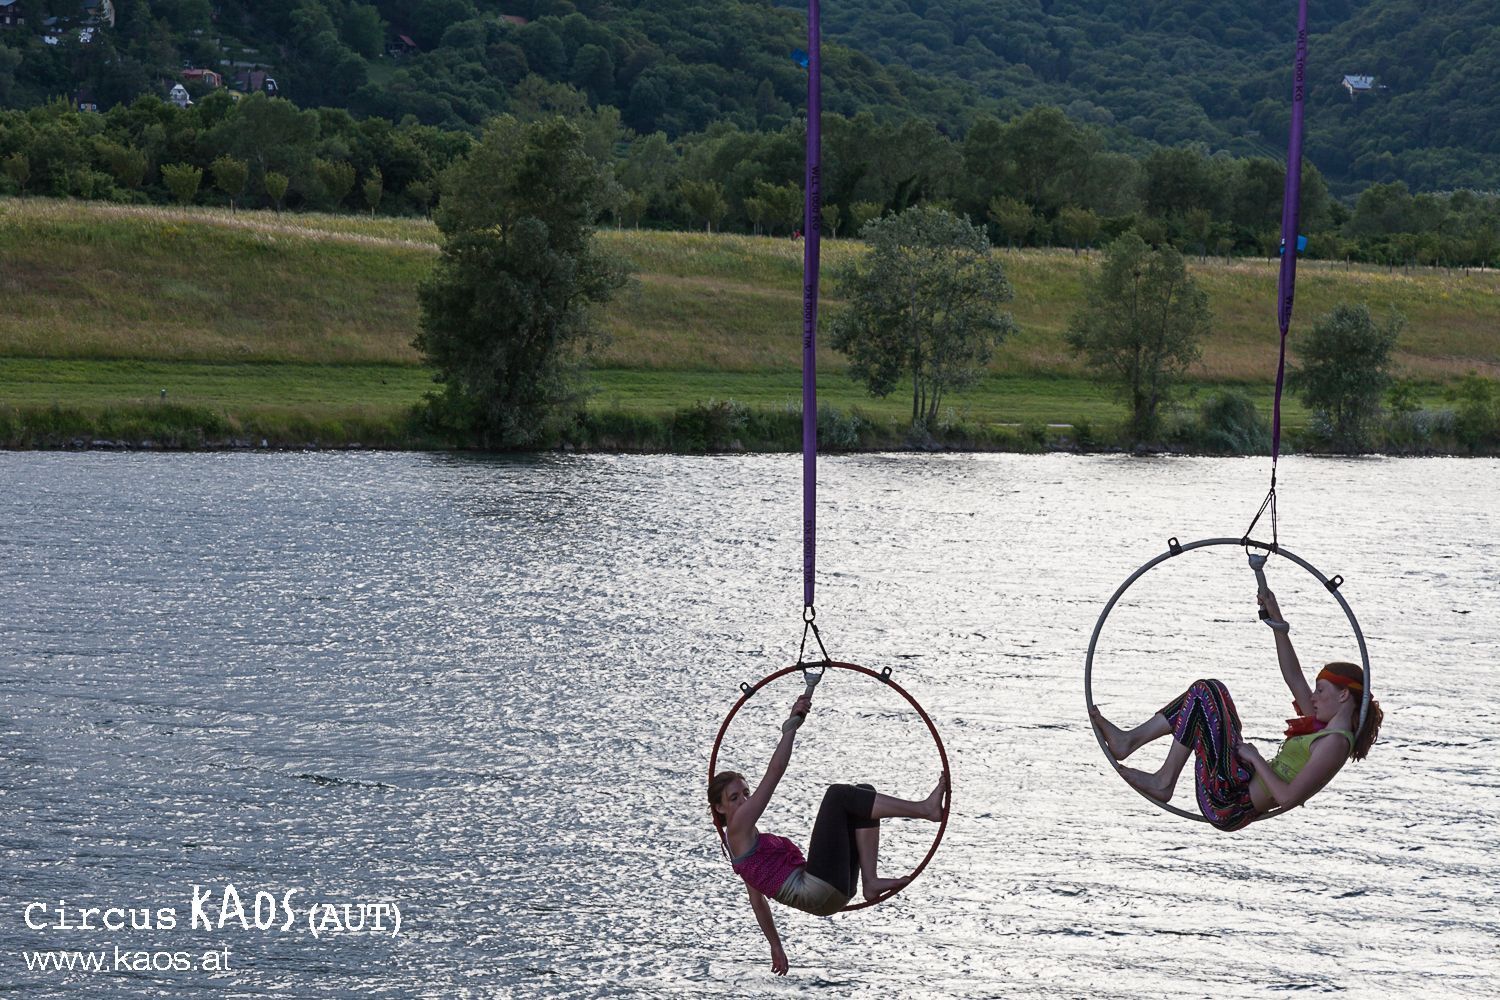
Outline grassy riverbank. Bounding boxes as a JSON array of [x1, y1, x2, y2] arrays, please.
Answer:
[[3, 197, 1497, 450]]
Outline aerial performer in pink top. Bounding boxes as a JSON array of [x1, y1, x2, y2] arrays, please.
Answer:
[[707, 691, 945, 975], [1091, 583, 1384, 830]]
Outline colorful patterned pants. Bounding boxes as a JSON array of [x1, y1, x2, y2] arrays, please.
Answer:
[[1160, 679, 1257, 831]]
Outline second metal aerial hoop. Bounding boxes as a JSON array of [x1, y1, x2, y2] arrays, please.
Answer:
[[1083, 537, 1371, 823], [709, 661, 952, 910]]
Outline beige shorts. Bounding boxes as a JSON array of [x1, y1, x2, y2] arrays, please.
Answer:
[[775, 868, 850, 916]]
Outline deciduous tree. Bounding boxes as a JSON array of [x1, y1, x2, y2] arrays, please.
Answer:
[[211, 154, 248, 212], [822, 202, 841, 238], [264, 170, 289, 212], [1290, 303, 1402, 452], [831, 206, 1016, 428], [160, 162, 202, 204], [362, 167, 383, 216], [314, 158, 356, 210], [1067, 233, 1209, 441], [847, 201, 882, 236], [987, 195, 1034, 250], [1449, 371, 1499, 452], [680, 178, 727, 233], [1058, 206, 1101, 253], [100, 143, 147, 190], [415, 115, 628, 446]]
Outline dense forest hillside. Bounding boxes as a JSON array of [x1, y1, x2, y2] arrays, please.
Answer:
[[0, 0, 1495, 192], [813, 0, 1499, 192]]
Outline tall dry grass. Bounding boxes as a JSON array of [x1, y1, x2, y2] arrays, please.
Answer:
[[3, 198, 1497, 382]]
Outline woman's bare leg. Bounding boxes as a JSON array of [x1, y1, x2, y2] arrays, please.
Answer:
[[850, 825, 890, 900], [1118, 738, 1192, 803], [1091, 706, 1172, 761], [855, 776, 943, 899], [869, 774, 947, 822], [855, 824, 913, 900]]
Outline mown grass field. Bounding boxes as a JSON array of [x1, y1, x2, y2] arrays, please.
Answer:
[[3, 197, 1496, 445]]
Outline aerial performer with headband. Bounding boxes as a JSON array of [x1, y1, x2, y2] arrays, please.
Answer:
[[703, 0, 950, 974], [1084, 0, 1383, 829], [1090, 581, 1383, 830]]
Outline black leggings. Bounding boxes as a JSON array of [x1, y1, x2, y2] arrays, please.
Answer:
[[803, 783, 878, 896]]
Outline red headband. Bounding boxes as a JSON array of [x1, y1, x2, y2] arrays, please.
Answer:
[[1317, 667, 1363, 694]]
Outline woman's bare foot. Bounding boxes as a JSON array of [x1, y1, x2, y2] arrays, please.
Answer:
[[1091, 706, 1134, 761], [1118, 764, 1173, 803], [920, 774, 948, 821], [863, 875, 912, 902]]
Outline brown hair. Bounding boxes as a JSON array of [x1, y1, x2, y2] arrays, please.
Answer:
[[1323, 662, 1383, 761], [707, 771, 744, 856]]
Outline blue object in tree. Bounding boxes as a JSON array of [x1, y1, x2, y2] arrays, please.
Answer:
[[791, 48, 809, 68]]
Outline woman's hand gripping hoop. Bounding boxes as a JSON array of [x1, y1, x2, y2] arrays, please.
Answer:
[[1248, 552, 1290, 632], [781, 667, 824, 733]]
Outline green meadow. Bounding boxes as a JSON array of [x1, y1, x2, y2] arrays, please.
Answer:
[[2, 197, 1497, 449]]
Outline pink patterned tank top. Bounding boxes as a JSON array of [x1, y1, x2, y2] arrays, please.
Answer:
[[731, 833, 805, 897]]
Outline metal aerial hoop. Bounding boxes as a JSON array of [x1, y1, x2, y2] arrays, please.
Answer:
[[1082, 536, 1372, 823], [706, 0, 950, 905]]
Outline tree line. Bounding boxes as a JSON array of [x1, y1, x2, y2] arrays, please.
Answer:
[[838, 222, 1500, 456], [412, 114, 1499, 456], [4, 93, 1499, 269], [3, 0, 1495, 195]]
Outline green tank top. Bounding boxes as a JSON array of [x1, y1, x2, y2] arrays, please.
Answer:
[[1272, 728, 1355, 780], [1256, 728, 1355, 798]]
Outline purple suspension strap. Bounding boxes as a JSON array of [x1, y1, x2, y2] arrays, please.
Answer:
[[1248, 0, 1308, 547], [802, 0, 822, 612]]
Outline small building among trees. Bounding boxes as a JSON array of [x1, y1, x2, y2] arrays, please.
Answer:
[[182, 68, 223, 89], [80, 0, 115, 27], [233, 70, 277, 95], [0, 0, 23, 29], [167, 83, 191, 108], [1342, 75, 1377, 100]]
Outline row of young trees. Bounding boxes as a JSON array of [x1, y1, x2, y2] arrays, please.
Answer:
[[837, 220, 1496, 454], [4, 92, 1500, 267], [405, 112, 1495, 455], [1066, 238, 1500, 454]]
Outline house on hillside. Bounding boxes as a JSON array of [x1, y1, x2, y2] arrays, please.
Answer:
[[182, 68, 223, 89], [1342, 74, 1376, 99], [0, 0, 24, 29], [388, 34, 419, 56], [80, 0, 115, 27], [233, 69, 278, 95], [75, 87, 99, 112], [168, 82, 192, 108]]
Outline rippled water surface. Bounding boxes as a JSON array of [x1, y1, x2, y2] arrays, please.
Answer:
[[2, 452, 1496, 998]]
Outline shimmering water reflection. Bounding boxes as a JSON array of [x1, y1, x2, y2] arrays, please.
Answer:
[[1, 452, 1496, 998]]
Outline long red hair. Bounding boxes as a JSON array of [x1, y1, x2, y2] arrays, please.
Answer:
[[1322, 662, 1383, 761]]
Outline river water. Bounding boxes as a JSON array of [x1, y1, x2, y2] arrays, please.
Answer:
[[1, 452, 1495, 998]]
